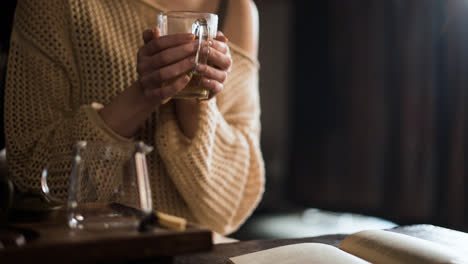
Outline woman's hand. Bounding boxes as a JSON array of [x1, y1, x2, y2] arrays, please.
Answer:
[[139, 29, 232, 102], [197, 31, 232, 99], [138, 28, 198, 105], [98, 29, 197, 138]]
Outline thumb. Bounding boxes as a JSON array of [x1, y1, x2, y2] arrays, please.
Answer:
[[143, 29, 154, 44]]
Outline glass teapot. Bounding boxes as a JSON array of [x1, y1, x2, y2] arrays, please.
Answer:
[[41, 141, 153, 231]]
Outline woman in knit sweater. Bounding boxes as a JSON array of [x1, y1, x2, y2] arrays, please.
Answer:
[[5, 0, 264, 237]]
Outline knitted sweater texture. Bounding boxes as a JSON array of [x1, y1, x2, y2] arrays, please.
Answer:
[[5, 0, 265, 235]]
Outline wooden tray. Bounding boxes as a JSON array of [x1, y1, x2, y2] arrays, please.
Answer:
[[0, 220, 212, 263]]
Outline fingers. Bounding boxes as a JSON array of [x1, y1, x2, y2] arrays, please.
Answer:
[[205, 45, 232, 71], [142, 28, 161, 44], [201, 77, 223, 99], [196, 64, 227, 83], [141, 33, 195, 56], [160, 74, 191, 101], [143, 29, 153, 44], [200, 38, 232, 71], [140, 56, 196, 86], [158, 56, 196, 81], [194, 32, 231, 100], [209, 39, 229, 54], [145, 74, 191, 103], [140, 41, 198, 74]]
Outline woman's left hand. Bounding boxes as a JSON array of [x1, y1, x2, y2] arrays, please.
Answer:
[[197, 31, 232, 99]]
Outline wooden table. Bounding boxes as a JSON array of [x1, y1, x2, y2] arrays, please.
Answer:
[[1, 208, 213, 264]]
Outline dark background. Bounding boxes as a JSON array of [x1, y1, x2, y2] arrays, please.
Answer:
[[0, 2, 16, 150], [254, 0, 468, 234], [1, 0, 467, 235]]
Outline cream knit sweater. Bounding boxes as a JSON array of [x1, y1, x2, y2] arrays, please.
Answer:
[[5, 0, 264, 235]]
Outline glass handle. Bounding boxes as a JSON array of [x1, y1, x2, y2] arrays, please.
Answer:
[[193, 18, 209, 74], [41, 141, 86, 205], [41, 168, 63, 204], [134, 142, 153, 213]]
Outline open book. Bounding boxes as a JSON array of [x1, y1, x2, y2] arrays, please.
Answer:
[[227, 229, 468, 264]]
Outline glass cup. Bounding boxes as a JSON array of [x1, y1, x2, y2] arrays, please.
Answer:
[[158, 11, 218, 100], [40, 141, 153, 231]]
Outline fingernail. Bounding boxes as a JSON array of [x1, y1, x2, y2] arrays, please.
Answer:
[[208, 40, 213, 47], [186, 33, 195, 40]]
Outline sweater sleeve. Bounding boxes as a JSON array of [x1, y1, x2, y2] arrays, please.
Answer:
[[5, 0, 130, 199], [156, 49, 265, 235]]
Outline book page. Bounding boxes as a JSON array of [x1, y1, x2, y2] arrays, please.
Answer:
[[393, 225, 468, 254], [339, 230, 465, 264], [227, 243, 370, 264]]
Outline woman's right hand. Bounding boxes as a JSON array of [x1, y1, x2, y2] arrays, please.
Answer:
[[98, 29, 198, 138], [137, 28, 198, 105]]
